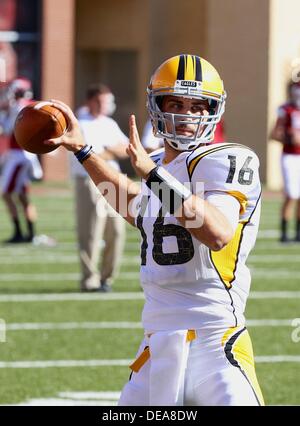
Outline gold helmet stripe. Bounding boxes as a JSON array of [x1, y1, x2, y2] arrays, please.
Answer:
[[176, 54, 203, 82], [185, 54, 195, 80]]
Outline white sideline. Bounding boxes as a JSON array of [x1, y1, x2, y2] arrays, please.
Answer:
[[0, 356, 299, 369], [0, 291, 299, 303], [4, 319, 295, 331]]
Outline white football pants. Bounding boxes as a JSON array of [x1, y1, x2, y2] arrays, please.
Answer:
[[118, 326, 264, 406]]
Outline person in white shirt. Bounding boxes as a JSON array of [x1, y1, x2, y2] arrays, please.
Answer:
[[70, 83, 128, 292]]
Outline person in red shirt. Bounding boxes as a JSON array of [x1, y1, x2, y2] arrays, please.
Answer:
[[212, 118, 226, 143], [271, 80, 300, 242], [0, 78, 40, 243]]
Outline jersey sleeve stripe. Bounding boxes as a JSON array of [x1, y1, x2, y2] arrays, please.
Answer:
[[226, 190, 248, 215], [209, 221, 247, 290], [209, 187, 261, 291]]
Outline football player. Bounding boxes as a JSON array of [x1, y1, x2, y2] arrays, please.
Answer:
[[0, 78, 41, 243], [47, 54, 264, 406], [271, 80, 300, 242]]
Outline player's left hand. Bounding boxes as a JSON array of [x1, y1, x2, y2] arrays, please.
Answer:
[[127, 115, 156, 179]]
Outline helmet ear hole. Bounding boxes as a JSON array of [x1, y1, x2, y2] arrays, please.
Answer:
[[158, 118, 164, 132], [156, 96, 164, 111], [209, 99, 218, 114]]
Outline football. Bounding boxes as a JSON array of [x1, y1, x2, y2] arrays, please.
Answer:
[[14, 101, 67, 154]]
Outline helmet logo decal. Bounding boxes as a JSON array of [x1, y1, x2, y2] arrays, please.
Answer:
[[180, 81, 197, 87], [174, 79, 203, 96]]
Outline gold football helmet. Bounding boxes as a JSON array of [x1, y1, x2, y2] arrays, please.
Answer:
[[147, 54, 226, 151]]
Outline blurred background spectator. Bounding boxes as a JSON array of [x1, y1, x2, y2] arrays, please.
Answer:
[[141, 118, 164, 153], [270, 80, 300, 243], [70, 83, 128, 292], [0, 77, 42, 243]]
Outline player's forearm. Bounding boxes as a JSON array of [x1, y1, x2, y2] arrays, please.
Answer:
[[175, 195, 234, 251], [83, 152, 140, 226], [100, 144, 128, 160], [145, 166, 234, 250]]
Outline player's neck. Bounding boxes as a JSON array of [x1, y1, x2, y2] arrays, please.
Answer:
[[162, 142, 181, 164]]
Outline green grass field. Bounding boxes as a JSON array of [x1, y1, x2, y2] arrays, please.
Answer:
[[0, 182, 299, 406]]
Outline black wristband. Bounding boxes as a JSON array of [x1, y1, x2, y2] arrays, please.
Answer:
[[146, 166, 161, 184], [146, 166, 192, 214], [74, 145, 94, 164]]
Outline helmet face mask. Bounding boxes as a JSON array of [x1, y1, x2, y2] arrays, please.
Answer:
[[147, 55, 226, 151]]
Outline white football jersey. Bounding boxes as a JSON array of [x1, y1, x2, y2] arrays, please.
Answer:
[[136, 142, 261, 332]]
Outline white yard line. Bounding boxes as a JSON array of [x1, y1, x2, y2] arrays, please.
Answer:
[[4, 319, 295, 331], [0, 360, 131, 368], [0, 272, 140, 282], [6, 321, 143, 330], [251, 270, 300, 279], [0, 242, 139, 253], [0, 292, 145, 302], [16, 391, 121, 406], [255, 356, 300, 363], [0, 291, 299, 303], [248, 254, 300, 262], [254, 243, 300, 250], [0, 255, 140, 265], [246, 319, 294, 326], [1, 269, 300, 282], [0, 356, 299, 369], [58, 391, 120, 400], [257, 230, 279, 238], [18, 398, 118, 406], [2, 254, 300, 264], [249, 291, 300, 299]]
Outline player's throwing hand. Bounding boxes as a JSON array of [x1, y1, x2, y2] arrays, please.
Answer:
[[44, 100, 86, 153]]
